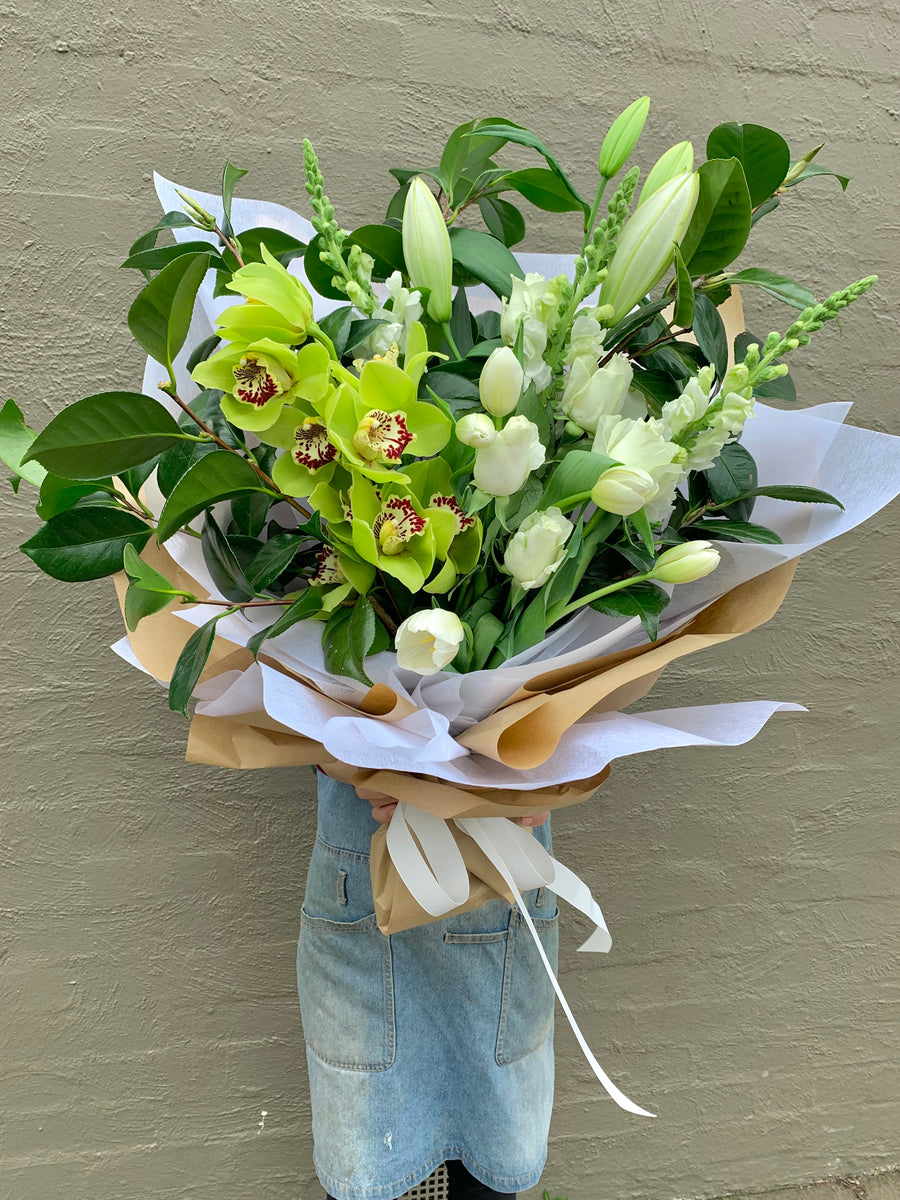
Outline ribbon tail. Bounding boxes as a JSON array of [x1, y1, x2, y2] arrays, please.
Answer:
[[385, 801, 471, 917]]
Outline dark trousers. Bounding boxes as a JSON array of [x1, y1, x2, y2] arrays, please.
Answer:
[[327, 1159, 516, 1199]]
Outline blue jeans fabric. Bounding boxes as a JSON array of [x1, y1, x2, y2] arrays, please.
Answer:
[[298, 771, 557, 1200]]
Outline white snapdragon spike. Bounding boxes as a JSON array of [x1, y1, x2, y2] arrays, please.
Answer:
[[500, 272, 567, 392], [660, 365, 715, 439], [591, 414, 684, 516], [479, 346, 524, 418], [402, 177, 453, 322], [474, 415, 546, 497], [651, 540, 720, 584], [455, 412, 496, 448], [504, 507, 574, 589], [564, 313, 606, 365], [395, 609, 466, 675], [357, 271, 424, 358], [559, 352, 634, 433]]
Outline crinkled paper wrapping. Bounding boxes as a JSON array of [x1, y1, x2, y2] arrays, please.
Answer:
[[109, 174, 900, 936]]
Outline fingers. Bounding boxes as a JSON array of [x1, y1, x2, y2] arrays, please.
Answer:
[[519, 811, 550, 828], [371, 801, 398, 823]]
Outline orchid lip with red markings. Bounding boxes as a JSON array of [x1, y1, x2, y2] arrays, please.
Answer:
[[352, 409, 413, 462], [310, 546, 346, 586], [372, 497, 428, 555], [232, 354, 286, 407], [291, 419, 338, 470], [429, 493, 475, 535]]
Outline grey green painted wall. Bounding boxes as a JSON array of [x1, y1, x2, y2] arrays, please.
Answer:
[[1, 2, 897, 1197]]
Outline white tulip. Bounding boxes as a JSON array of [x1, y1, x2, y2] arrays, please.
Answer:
[[559, 352, 634, 433], [503, 507, 573, 589], [479, 346, 524, 417], [651, 540, 720, 584], [473, 415, 546, 497], [590, 465, 658, 516], [395, 608, 466, 675], [455, 412, 497, 448]]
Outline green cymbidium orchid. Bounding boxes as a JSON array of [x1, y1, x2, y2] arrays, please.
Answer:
[[225, 245, 314, 336], [192, 339, 331, 433], [403, 459, 482, 594], [320, 358, 451, 484]]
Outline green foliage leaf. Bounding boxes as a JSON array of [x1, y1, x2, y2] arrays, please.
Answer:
[[122, 542, 194, 631], [234, 226, 307, 266], [186, 334, 221, 372], [502, 167, 585, 213], [245, 532, 302, 590], [21, 506, 152, 581], [706, 123, 790, 207], [127, 252, 212, 382], [472, 612, 505, 670], [690, 517, 783, 543], [542, 450, 618, 508], [466, 122, 588, 209], [691, 293, 728, 380], [736, 483, 843, 508], [449, 285, 477, 358], [201, 512, 256, 601], [672, 246, 694, 329], [449, 227, 525, 299], [247, 588, 323, 657], [221, 162, 248, 238], [704, 440, 758, 509], [322, 596, 376, 686], [121, 241, 225, 273], [168, 612, 229, 716], [36, 474, 111, 520], [735, 331, 796, 400], [127, 211, 196, 270], [478, 196, 526, 246], [348, 223, 405, 280], [23, 392, 186, 480], [0, 398, 47, 487], [728, 268, 816, 310], [785, 162, 851, 191], [680, 158, 752, 276], [318, 306, 353, 358], [304, 234, 347, 301], [157, 449, 272, 542], [156, 437, 220, 496], [589, 580, 670, 641]]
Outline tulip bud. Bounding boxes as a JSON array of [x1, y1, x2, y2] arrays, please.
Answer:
[[455, 412, 497, 448], [591, 465, 658, 516], [395, 608, 466, 675], [598, 171, 700, 324], [637, 141, 695, 206], [651, 540, 720, 584], [503, 507, 573, 589], [402, 176, 453, 323], [479, 346, 524, 418], [473, 415, 545, 497], [598, 97, 650, 180]]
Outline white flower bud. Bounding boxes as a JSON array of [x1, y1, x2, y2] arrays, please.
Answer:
[[503, 507, 573, 589], [598, 96, 650, 179], [638, 141, 694, 206], [559, 352, 634, 433], [473, 414, 546, 497], [651, 540, 720, 584], [479, 346, 524, 418], [455, 412, 497, 448], [402, 177, 453, 323], [395, 608, 466, 675], [590, 465, 658, 515]]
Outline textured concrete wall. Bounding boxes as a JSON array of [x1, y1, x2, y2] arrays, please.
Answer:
[[1, 1, 897, 1198]]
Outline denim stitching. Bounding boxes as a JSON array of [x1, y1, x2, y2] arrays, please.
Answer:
[[315, 833, 371, 864], [443, 929, 509, 944], [496, 908, 558, 1065], [494, 909, 515, 1066]]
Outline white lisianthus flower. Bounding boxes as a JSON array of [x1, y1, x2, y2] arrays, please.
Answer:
[[395, 608, 466, 675], [503, 507, 573, 589], [356, 271, 424, 359], [455, 412, 497, 448], [500, 272, 567, 392], [479, 346, 524, 418], [474, 415, 546, 497], [559, 352, 634, 433], [651, 540, 720, 584]]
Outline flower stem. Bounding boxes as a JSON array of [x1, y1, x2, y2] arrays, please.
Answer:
[[442, 322, 463, 361], [583, 175, 610, 243], [550, 570, 652, 623]]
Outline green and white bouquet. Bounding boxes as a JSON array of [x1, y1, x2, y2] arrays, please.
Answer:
[[5, 104, 898, 1112]]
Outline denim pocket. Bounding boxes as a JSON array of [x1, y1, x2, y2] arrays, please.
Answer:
[[297, 907, 396, 1071], [495, 905, 559, 1066]]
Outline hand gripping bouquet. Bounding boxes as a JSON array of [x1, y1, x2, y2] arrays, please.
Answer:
[[6, 104, 900, 1114]]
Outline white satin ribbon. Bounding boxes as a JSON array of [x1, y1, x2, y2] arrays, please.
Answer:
[[384, 805, 654, 1117]]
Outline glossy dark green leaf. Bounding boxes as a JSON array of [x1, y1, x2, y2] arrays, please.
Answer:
[[589, 580, 670, 642], [690, 517, 783, 544], [466, 122, 588, 209], [156, 450, 272, 542], [750, 196, 781, 226], [502, 167, 585, 213], [318, 306, 353, 358], [735, 331, 796, 400], [478, 196, 526, 246], [449, 285, 476, 358], [21, 506, 152, 581], [245, 532, 302, 590], [221, 162, 248, 238], [228, 489, 272, 537], [728, 268, 816, 310], [680, 158, 752, 276], [36, 474, 111, 520], [23, 392, 186, 480], [322, 598, 376, 686], [706, 123, 791, 206], [472, 612, 505, 670], [168, 613, 229, 716], [628, 367, 680, 417], [304, 234, 347, 301], [784, 162, 850, 191], [247, 588, 323, 657], [691, 293, 728, 380], [156, 438, 219, 496], [0, 398, 47, 487], [201, 513, 256, 601], [127, 252, 212, 381], [541, 450, 618, 508], [186, 334, 221, 373], [704, 441, 758, 508], [127, 211, 196, 265], [121, 241, 224, 272], [122, 542, 194, 630], [235, 226, 306, 265], [347, 318, 389, 352], [448, 227, 524, 299], [672, 246, 694, 329], [737, 483, 843, 509], [348, 223, 405, 280]]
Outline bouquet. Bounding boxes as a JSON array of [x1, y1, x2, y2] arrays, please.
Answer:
[[6, 102, 899, 1114]]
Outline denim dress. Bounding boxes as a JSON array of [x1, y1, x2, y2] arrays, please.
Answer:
[[297, 771, 559, 1200]]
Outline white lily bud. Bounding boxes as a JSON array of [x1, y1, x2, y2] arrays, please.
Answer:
[[638, 141, 695, 205], [455, 412, 497, 448], [598, 96, 650, 179], [503, 507, 573, 589], [651, 540, 720, 584], [598, 171, 700, 324], [479, 346, 524, 417], [473, 415, 546, 497], [591, 465, 658, 515], [395, 608, 466, 675], [402, 176, 453, 323]]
